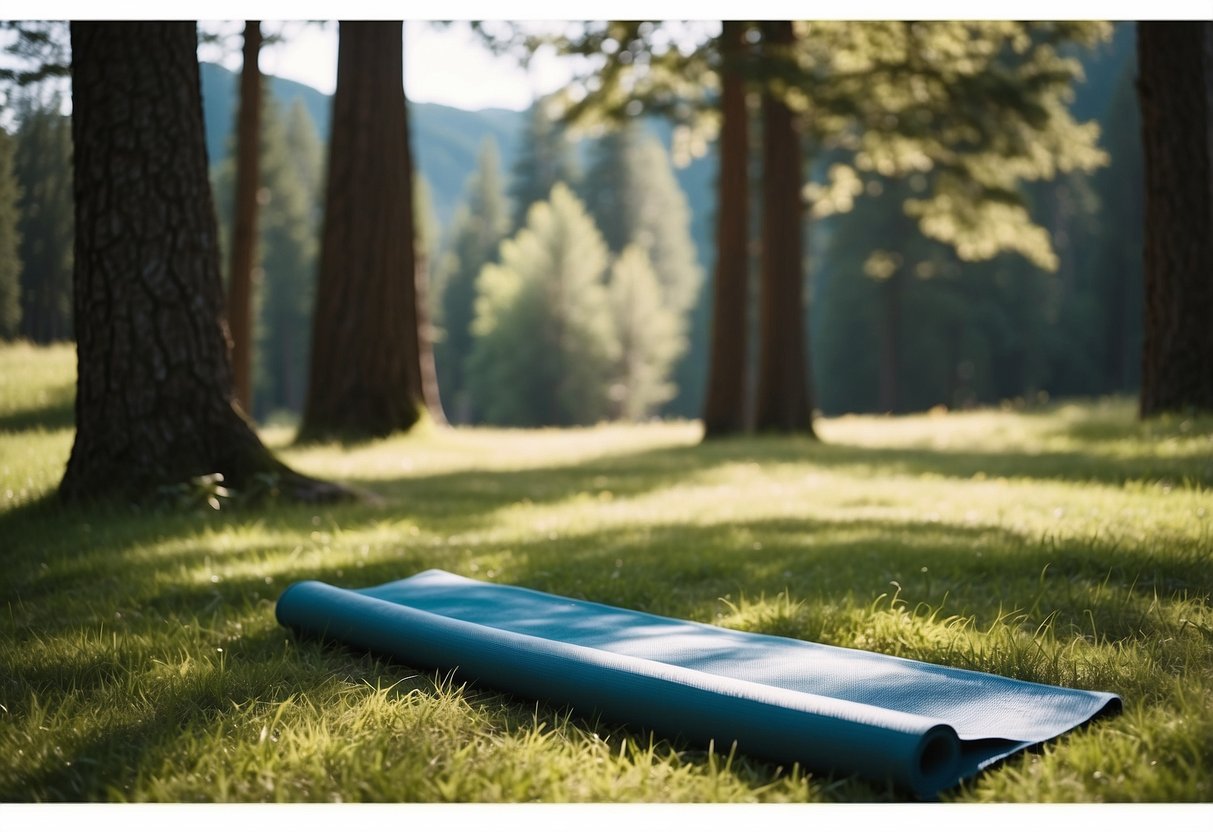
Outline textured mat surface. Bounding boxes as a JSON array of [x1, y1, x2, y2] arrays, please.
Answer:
[[276, 569, 1120, 797]]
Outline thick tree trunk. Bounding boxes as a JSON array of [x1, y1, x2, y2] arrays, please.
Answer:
[[701, 21, 751, 439], [300, 20, 445, 440], [1137, 21, 1213, 417], [753, 21, 816, 436], [226, 20, 262, 415], [61, 21, 348, 503]]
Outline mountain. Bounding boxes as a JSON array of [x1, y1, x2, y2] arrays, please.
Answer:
[[200, 61, 717, 272], [199, 62, 524, 228]]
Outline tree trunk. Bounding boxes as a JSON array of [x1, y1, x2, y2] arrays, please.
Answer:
[[300, 20, 446, 440], [752, 21, 816, 436], [226, 20, 262, 416], [1137, 21, 1213, 417], [61, 21, 348, 503], [701, 21, 751, 439]]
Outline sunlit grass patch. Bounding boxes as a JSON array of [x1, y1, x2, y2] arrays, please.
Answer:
[[1, 343, 1210, 802]]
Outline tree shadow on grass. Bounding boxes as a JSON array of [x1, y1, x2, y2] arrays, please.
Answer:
[[0, 381, 75, 433]]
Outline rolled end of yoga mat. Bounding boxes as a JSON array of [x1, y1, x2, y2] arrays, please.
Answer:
[[276, 571, 1119, 798]]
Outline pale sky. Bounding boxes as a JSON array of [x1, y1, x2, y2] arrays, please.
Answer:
[[199, 21, 588, 112]]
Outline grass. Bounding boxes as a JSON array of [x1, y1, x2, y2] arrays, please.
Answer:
[[1, 341, 1211, 802]]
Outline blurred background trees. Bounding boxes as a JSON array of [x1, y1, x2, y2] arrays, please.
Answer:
[[1, 19, 1195, 435]]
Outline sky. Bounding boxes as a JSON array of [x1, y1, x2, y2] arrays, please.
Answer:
[[199, 21, 584, 112], [8, 2, 1213, 114]]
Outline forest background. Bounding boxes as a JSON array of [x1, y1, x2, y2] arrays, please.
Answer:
[[0, 21, 1145, 428]]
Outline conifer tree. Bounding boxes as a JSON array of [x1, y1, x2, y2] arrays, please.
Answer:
[[607, 244, 683, 420], [436, 137, 510, 423], [1136, 21, 1213, 416], [0, 126, 20, 339], [254, 93, 322, 420], [62, 20, 346, 503], [581, 121, 703, 316], [467, 184, 618, 426], [508, 100, 578, 233], [13, 95, 73, 343], [301, 20, 445, 440], [495, 21, 1109, 435]]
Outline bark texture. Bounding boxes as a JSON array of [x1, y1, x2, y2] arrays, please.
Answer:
[[1137, 21, 1213, 417], [61, 21, 346, 503], [752, 21, 816, 436], [301, 21, 446, 440], [701, 21, 751, 439], [226, 21, 263, 415]]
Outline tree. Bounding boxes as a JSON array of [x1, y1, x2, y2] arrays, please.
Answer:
[[753, 20, 815, 436], [254, 93, 323, 420], [435, 137, 509, 423], [581, 120, 703, 315], [300, 20, 445, 440], [607, 244, 683, 420], [466, 183, 618, 426], [13, 94, 73, 343], [226, 20, 264, 415], [0, 126, 20, 339], [499, 21, 1109, 434], [1136, 21, 1213, 417], [508, 100, 578, 233], [700, 21, 752, 437], [61, 21, 345, 502]]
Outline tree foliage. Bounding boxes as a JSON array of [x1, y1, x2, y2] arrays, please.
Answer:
[[580, 119, 702, 315], [12, 94, 73, 343], [435, 137, 510, 423], [508, 100, 579, 233], [467, 183, 617, 426], [0, 126, 20, 339], [606, 244, 683, 420]]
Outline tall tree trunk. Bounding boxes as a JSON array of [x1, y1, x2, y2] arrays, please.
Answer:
[[62, 21, 347, 503], [701, 20, 751, 439], [752, 21, 816, 436], [300, 20, 445, 440], [226, 20, 262, 415], [1137, 21, 1213, 417]]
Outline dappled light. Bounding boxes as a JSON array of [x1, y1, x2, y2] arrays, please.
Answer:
[[2, 17, 1212, 805]]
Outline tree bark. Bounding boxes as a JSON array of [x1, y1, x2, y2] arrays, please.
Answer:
[[753, 21, 816, 436], [701, 20, 751, 439], [1137, 21, 1213, 417], [61, 21, 348, 503], [226, 20, 262, 416], [300, 20, 446, 440]]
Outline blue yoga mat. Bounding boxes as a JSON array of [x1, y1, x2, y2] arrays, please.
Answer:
[[275, 569, 1119, 797]]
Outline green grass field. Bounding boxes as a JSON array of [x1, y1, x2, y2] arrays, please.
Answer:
[[1, 342, 1211, 802]]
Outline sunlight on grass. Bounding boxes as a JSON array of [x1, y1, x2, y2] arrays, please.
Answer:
[[1, 344, 1210, 802]]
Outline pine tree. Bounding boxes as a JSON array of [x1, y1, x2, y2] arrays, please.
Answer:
[[607, 244, 683, 420], [508, 100, 578, 233], [62, 20, 346, 503], [467, 183, 618, 426], [13, 95, 73, 343], [581, 121, 703, 315], [0, 126, 21, 339], [301, 20, 445, 440], [1137, 21, 1213, 416], [254, 92, 322, 420], [504, 21, 1110, 436], [701, 20, 752, 438], [753, 20, 814, 436], [435, 137, 509, 423]]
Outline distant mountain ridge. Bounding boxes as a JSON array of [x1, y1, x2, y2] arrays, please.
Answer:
[[199, 62, 525, 228]]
